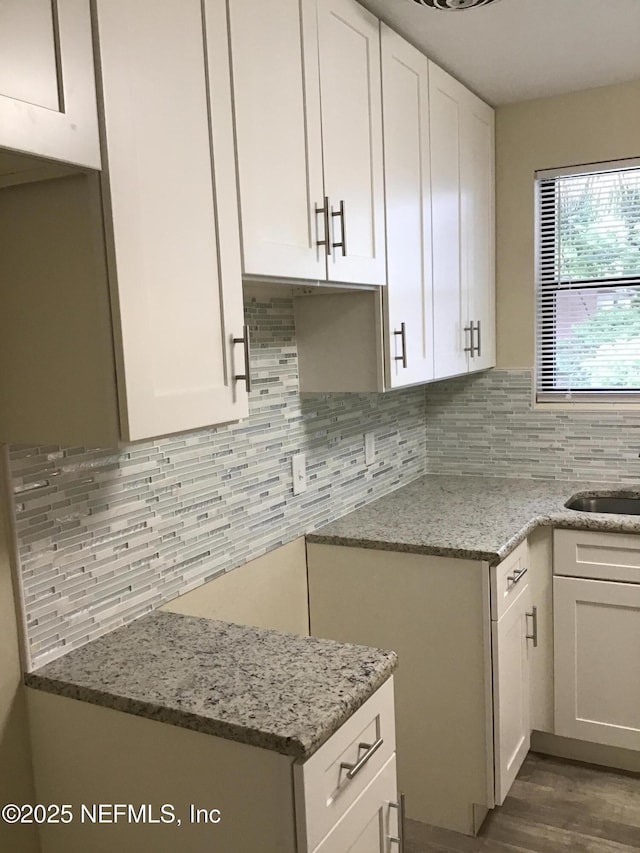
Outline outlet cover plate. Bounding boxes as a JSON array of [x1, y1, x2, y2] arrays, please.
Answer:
[[292, 454, 307, 495]]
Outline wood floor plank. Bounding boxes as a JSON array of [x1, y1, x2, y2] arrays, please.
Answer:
[[405, 818, 482, 853], [481, 811, 640, 853], [501, 780, 640, 846], [407, 753, 640, 853]]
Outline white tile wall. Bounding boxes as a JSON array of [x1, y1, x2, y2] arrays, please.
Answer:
[[10, 294, 426, 669], [426, 368, 640, 481]]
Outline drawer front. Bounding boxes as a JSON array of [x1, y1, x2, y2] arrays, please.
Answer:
[[294, 676, 396, 853], [491, 538, 530, 620], [311, 754, 398, 853], [555, 529, 640, 584]]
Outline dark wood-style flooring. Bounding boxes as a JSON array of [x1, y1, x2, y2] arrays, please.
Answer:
[[406, 753, 640, 852]]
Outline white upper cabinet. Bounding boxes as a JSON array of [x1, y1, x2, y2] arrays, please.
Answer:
[[381, 24, 434, 388], [430, 63, 465, 379], [461, 90, 496, 373], [227, 0, 325, 281], [93, 0, 247, 441], [317, 0, 386, 286], [429, 62, 495, 381], [0, 0, 248, 446], [0, 0, 100, 169], [229, 0, 386, 286]]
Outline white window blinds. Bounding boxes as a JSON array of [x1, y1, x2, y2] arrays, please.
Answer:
[[535, 160, 640, 403]]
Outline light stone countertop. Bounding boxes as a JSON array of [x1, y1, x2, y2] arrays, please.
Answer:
[[25, 611, 397, 759], [306, 474, 640, 565]]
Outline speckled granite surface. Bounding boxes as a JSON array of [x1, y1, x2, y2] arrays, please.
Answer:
[[25, 611, 397, 759], [306, 474, 640, 565]]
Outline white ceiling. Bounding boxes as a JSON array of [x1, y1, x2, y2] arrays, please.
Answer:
[[359, 0, 640, 105]]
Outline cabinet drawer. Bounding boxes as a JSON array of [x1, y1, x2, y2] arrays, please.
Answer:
[[311, 754, 398, 853], [294, 676, 396, 853], [555, 529, 640, 584], [491, 538, 530, 620]]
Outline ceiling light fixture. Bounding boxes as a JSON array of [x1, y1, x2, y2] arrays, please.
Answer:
[[411, 0, 501, 9]]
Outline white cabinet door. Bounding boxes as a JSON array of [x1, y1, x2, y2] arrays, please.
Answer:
[[528, 527, 554, 734], [554, 576, 640, 751], [430, 62, 495, 381], [461, 92, 495, 373], [429, 63, 466, 380], [228, 0, 325, 281], [381, 25, 433, 388], [0, 0, 100, 169], [94, 0, 248, 441], [313, 756, 399, 853], [318, 0, 386, 286], [492, 584, 531, 805]]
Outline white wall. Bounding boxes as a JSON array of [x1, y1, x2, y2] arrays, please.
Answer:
[[0, 462, 39, 852]]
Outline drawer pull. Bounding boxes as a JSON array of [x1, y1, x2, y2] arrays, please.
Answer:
[[389, 792, 406, 851], [507, 567, 528, 587], [331, 199, 347, 256], [232, 325, 252, 392], [340, 737, 384, 780], [526, 605, 538, 647], [315, 196, 332, 256], [394, 322, 408, 368]]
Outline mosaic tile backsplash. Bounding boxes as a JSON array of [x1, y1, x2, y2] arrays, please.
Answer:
[[425, 368, 640, 482], [10, 294, 426, 669]]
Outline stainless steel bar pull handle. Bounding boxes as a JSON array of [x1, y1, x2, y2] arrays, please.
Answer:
[[315, 197, 331, 256], [340, 737, 383, 780], [507, 566, 528, 587], [331, 199, 347, 256], [526, 605, 538, 647], [389, 793, 406, 851], [232, 325, 252, 392], [475, 319, 482, 357], [464, 322, 475, 356], [394, 323, 408, 368]]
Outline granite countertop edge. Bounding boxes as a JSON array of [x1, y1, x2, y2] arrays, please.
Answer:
[[24, 614, 399, 761], [307, 512, 640, 565], [305, 478, 640, 566]]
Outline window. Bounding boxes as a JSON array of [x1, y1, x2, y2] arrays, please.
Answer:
[[535, 159, 640, 403]]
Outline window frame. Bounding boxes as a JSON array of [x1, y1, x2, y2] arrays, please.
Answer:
[[534, 158, 640, 405]]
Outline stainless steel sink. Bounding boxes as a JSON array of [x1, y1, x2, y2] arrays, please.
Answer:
[[565, 495, 640, 515]]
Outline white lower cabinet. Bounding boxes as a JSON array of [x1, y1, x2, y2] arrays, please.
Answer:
[[27, 677, 399, 853], [554, 575, 640, 751], [491, 584, 531, 805], [554, 530, 640, 752], [313, 756, 399, 852], [307, 537, 545, 835]]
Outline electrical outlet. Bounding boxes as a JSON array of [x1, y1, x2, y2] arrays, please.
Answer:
[[364, 432, 375, 466], [292, 454, 307, 495]]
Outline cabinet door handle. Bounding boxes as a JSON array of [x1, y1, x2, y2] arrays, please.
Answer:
[[507, 566, 528, 587], [340, 737, 383, 779], [526, 605, 538, 647], [331, 199, 347, 256], [389, 792, 406, 851], [315, 197, 332, 256], [475, 319, 482, 357], [394, 322, 408, 368], [232, 324, 252, 392], [464, 322, 475, 356]]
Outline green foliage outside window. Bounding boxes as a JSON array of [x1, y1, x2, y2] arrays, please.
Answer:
[[554, 170, 640, 389]]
